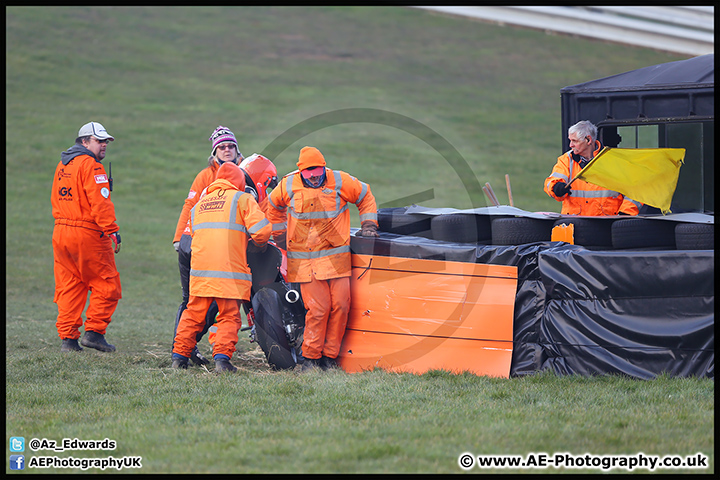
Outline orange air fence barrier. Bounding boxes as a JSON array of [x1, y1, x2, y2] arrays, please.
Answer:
[[338, 254, 518, 378]]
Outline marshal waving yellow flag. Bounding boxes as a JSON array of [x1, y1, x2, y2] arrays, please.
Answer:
[[574, 147, 685, 214]]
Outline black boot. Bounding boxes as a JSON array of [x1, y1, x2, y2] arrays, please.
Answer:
[[80, 331, 116, 352], [320, 356, 340, 371], [301, 357, 322, 373], [61, 338, 83, 352], [215, 358, 237, 373], [171, 354, 189, 369], [190, 347, 209, 366]]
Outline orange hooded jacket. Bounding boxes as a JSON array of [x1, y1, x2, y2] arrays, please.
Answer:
[[188, 163, 271, 300], [174, 159, 277, 243]]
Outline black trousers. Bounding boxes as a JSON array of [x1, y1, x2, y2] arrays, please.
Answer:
[[172, 234, 217, 347]]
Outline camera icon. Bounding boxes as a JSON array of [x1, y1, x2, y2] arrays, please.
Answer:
[[10, 437, 25, 452]]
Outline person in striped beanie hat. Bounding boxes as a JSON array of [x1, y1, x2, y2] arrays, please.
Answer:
[[208, 125, 243, 165]]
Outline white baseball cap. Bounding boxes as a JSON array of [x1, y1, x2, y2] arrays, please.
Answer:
[[78, 121, 115, 141]]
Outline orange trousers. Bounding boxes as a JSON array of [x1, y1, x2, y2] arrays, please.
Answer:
[[174, 296, 242, 359], [52, 225, 122, 339], [300, 275, 350, 360]]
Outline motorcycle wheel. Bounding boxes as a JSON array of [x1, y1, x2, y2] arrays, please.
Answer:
[[252, 287, 297, 370]]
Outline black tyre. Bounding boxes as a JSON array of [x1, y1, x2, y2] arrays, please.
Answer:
[[377, 207, 432, 237], [675, 223, 714, 250], [475, 215, 492, 241], [431, 214, 491, 243], [611, 218, 676, 250], [552, 217, 614, 248], [252, 287, 296, 370], [491, 217, 554, 245]]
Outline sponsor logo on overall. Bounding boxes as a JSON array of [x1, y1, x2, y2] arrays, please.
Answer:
[[57, 169, 72, 181], [199, 199, 226, 212], [58, 187, 73, 200]]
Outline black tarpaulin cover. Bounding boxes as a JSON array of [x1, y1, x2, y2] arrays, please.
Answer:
[[536, 247, 714, 379], [351, 232, 714, 379]]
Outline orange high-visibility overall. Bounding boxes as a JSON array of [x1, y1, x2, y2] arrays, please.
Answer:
[[268, 169, 377, 360], [173, 177, 271, 359], [51, 146, 122, 339]]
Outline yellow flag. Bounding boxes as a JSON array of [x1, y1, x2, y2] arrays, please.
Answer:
[[574, 147, 685, 214]]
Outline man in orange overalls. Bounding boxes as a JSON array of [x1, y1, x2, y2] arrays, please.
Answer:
[[268, 146, 379, 372], [52, 121, 121, 352], [172, 162, 271, 373]]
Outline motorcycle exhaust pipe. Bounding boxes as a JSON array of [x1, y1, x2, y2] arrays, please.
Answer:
[[285, 289, 300, 304]]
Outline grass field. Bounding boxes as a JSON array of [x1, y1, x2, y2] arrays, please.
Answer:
[[6, 6, 713, 474]]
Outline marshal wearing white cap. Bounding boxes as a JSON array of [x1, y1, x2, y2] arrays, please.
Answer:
[[76, 121, 115, 142], [52, 120, 122, 354]]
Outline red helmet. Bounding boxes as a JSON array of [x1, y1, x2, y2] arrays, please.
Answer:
[[239, 154, 278, 203]]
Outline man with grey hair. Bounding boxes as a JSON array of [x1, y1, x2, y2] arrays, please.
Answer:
[[544, 120, 640, 216]]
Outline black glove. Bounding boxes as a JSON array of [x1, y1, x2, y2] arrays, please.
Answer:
[[552, 182, 571, 197], [273, 232, 287, 250]]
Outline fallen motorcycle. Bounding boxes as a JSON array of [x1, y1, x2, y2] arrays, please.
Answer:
[[245, 242, 307, 370]]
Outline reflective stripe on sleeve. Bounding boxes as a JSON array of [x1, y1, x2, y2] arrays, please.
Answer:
[[570, 189, 621, 199], [359, 211, 377, 223], [247, 217, 270, 234]]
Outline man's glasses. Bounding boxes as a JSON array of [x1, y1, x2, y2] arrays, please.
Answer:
[[95, 138, 110, 144]]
